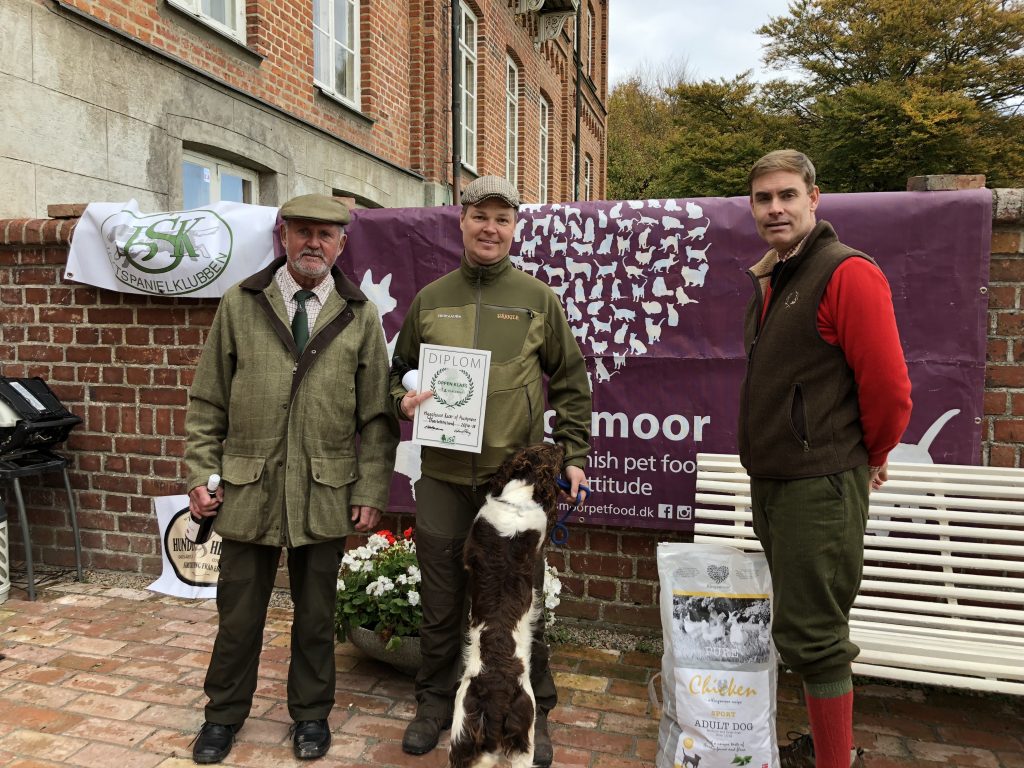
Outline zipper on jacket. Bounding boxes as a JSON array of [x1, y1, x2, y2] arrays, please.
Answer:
[[471, 271, 483, 492], [482, 303, 535, 319], [742, 269, 765, 455]]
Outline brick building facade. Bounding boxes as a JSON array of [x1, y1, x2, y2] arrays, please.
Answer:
[[2, 0, 607, 218]]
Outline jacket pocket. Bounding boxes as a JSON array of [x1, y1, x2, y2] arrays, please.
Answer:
[[788, 383, 811, 451], [218, 454, 268, 541], [483, 384, 534, 449], [306, 454, 359, 539]]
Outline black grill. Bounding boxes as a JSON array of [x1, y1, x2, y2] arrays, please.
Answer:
[[0, 377, 81, 459]]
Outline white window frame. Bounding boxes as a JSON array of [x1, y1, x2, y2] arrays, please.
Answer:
[[182, 150, 259, 208], [459, 3, 479, 170], [313, 0, 361, 108], [168, 0, 246, 44], [506, 57, 519, 184], [584, 154, 593, 201], [538, 97, 550, 204]]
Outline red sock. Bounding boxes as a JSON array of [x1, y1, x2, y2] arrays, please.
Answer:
[[805, 689, 853, 768]]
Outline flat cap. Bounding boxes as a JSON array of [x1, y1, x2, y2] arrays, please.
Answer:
[[460, 175, 520, 209], [279, 194, 351, 225]]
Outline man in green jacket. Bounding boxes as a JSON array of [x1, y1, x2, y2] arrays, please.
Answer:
[[391, 176, 592, 767], [185, 194, 399, 764]]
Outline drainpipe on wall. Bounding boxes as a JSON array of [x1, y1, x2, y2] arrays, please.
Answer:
[[573, 4, 582, 202], [451, 1, 462, 204]]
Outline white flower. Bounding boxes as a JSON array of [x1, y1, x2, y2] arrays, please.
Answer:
[[407, 565, 421, 583], [542, 562, 562, 626], [396, 574, 408, 586], [408, 591, 421, 606], [366, 576, 395, 597], [336, 578, 345, 590]]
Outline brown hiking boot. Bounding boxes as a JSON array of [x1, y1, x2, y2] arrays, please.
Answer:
[[779, 732, 816, 768], [779, 732, 865, 768]]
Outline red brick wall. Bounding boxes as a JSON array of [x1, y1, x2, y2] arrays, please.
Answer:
[[48, 0, 607, 203], [4, 196, 1019, 629], [986, 218, 1024, 466]]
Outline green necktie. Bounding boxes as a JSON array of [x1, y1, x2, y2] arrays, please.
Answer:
[[291, 290, 315, 354]]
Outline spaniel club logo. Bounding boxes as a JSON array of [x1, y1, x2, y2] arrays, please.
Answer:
[[100, 208, 233, 295]]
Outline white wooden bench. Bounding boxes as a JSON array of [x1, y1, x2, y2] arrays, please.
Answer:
[[694, 452, 1024, 696]]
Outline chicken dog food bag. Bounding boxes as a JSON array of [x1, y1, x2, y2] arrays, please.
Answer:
[[656, 543, 780, 768]]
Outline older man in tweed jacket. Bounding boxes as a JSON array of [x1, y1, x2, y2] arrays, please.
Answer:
[[185, 194, 398, 764]]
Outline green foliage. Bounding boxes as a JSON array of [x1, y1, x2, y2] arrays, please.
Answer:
[[661, 75, 804, 197], [607, 0, 1024, 195], [607, 78, 676, 200], [760, 0, 1024, 108]]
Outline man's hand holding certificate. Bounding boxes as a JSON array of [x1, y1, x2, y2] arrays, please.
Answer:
[[405, 344, 491, 453]]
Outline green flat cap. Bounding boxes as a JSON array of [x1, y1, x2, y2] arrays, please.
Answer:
[[461, 175, 520, 209], [279, 194, 351, 225]]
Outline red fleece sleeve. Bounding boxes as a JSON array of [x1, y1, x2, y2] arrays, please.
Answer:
[[818, 258, 912, 466]]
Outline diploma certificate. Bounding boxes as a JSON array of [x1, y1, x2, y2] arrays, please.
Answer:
[[412, 344, 491, 453]]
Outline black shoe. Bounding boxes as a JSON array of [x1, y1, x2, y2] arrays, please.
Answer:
[[533, 710, 553, 767], [291, 719, 331, 760], [402, 715, 451, 755], [192, 722, 240, 764]]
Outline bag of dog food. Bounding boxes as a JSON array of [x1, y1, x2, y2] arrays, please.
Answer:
[[655, 543, 779, 768]]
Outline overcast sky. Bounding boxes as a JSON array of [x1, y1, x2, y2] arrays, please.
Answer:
[[608, 0, 797, 86]]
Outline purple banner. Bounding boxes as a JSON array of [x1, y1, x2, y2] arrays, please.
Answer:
[[341, 189, 992, 531]]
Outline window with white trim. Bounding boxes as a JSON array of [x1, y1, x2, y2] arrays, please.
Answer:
[[182, 151, 258, 208], [168, 0, 246, 43], [538, 97, 551, 204], [506, 58, 519, 183], [313, 0, 360, 107], [459, 3, 479, 170], [584, 154, 593, 201]]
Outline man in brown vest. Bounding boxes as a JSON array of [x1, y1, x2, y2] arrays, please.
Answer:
[[738, 150, 912, 768]]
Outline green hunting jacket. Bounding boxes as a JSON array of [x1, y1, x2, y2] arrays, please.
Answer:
[[389, 253, 592, 486], [185, 257, 399, 547]]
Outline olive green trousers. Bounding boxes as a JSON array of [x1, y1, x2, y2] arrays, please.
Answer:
[[750, 466, 869, 685], [203, 538, 345, 724]]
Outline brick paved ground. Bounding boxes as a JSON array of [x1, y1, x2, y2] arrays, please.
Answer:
[[0, 577, 1021, 767]]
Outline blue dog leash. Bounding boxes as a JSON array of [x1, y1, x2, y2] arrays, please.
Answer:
[[551, 476, 592, 546]]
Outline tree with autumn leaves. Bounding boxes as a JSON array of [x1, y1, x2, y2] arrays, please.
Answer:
[[608, 0, 1024, 198]]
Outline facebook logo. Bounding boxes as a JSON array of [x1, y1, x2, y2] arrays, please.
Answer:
[[658, 504, 673, 518]]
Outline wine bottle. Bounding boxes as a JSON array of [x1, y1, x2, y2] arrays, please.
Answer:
[[185, 474, 221, 546]]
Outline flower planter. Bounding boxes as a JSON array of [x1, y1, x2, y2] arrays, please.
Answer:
[[346, 625, 422, 676]]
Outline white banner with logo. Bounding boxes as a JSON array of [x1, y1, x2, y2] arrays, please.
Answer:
[[148, 495, 220, 599], [66, 200, 278, 297]]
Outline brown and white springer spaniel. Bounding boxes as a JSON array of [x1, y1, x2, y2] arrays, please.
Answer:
[[448, 443, 564, 768]]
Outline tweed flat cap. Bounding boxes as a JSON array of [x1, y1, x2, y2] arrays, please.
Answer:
[[460, 175, 520, 209], [279, 194, 351, 225]]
